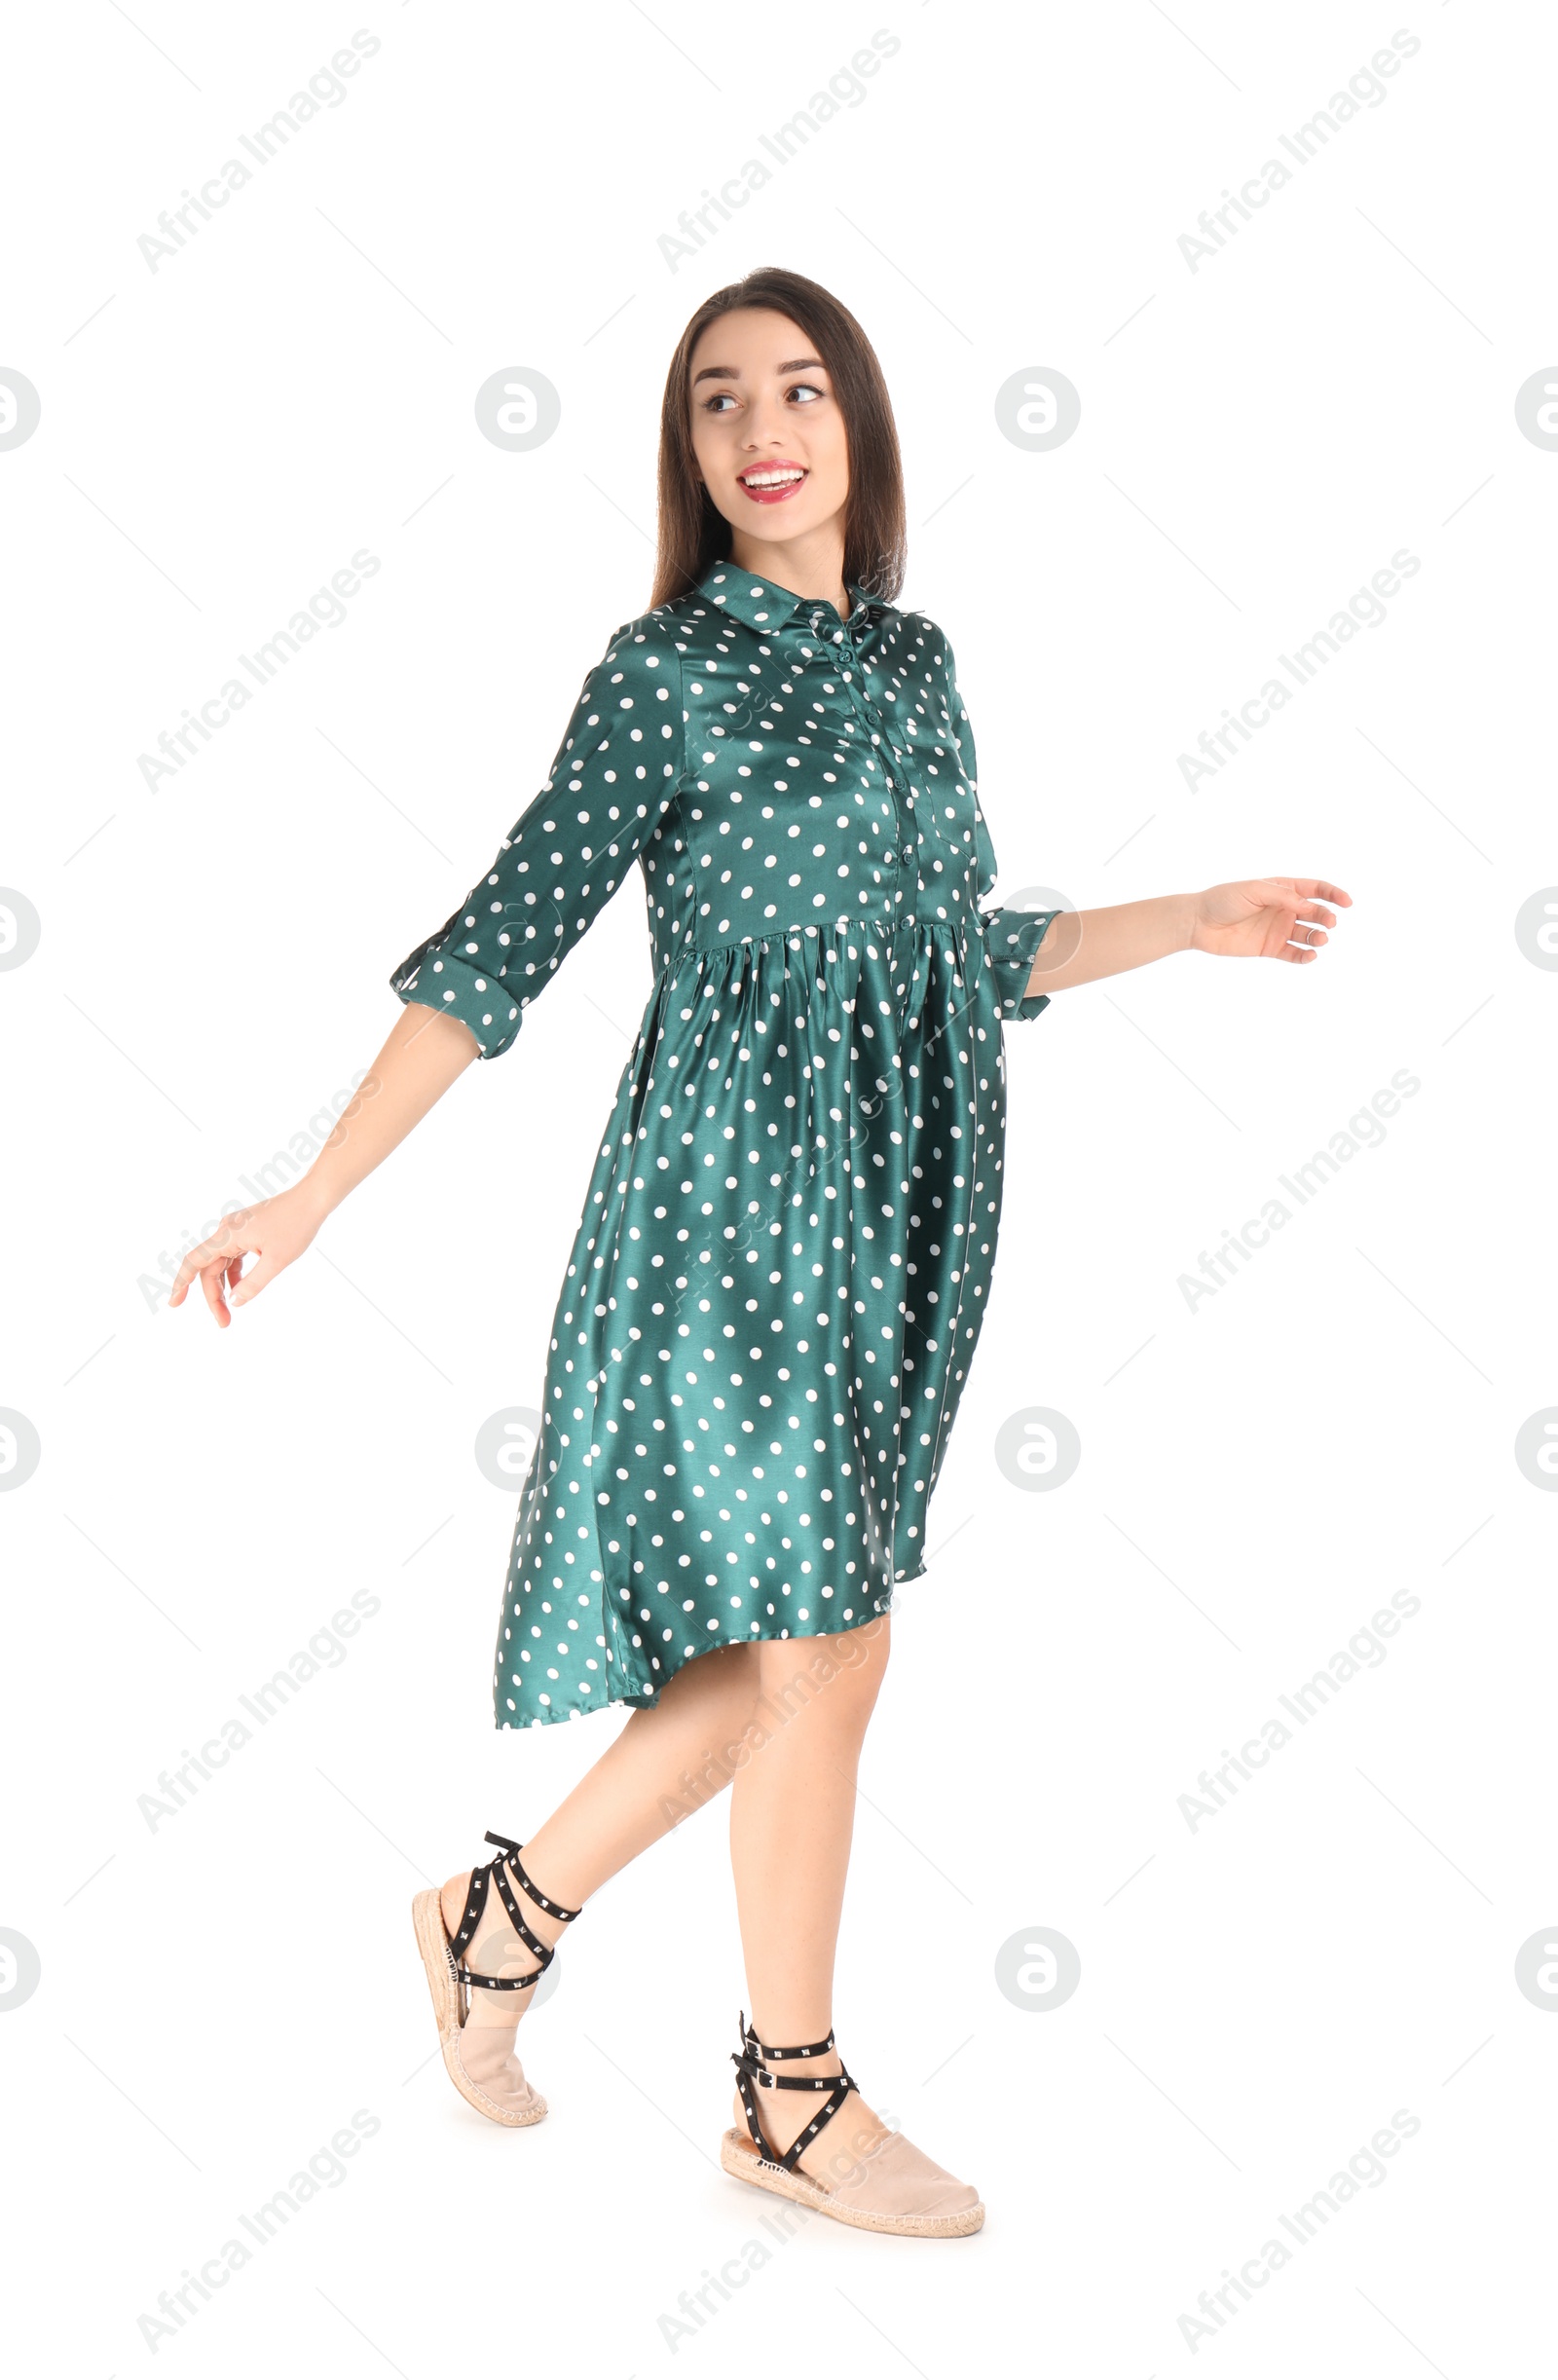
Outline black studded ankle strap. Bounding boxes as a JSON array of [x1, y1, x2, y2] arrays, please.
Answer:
[[482, 1832, 583, 1923], [741, 2016, 836, 2063], [445, 1830, 583, 1994], [730, 2010, 856, 2172]]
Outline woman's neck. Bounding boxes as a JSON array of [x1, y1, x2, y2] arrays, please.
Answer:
[[725, 527, 849, 618]]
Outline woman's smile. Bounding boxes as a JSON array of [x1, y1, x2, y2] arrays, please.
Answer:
[[736, 459, 809, 503]]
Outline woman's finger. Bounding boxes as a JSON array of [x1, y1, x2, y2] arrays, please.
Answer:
[[168, 1213, 255, 1306], [229, 1249, 279, 1309], [199, 1258, 233, 1328], [1267, 875, 1352, 908]]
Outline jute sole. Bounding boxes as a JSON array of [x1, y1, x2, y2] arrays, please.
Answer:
[[411, 1888, 547, 2129], [719, 2129, 984, 2237]]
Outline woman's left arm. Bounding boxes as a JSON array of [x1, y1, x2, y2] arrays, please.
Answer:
[[1024, 877, 1353, 997]]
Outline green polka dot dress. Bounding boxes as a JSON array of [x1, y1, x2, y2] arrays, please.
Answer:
[[390, 561, 1059, 1729]]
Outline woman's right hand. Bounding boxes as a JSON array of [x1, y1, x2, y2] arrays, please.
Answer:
[[167, 1183, 329, 1328], [165, 1004, 481, 1331]]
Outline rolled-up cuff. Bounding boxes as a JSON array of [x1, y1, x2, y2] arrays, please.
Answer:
[[390, 941, 523, 1059], [983, 905, 1061, 1021]]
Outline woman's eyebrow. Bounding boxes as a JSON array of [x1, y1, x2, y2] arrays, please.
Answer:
[[690, 356, 827, 387]]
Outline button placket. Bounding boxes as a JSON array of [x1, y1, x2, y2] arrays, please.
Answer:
[[800, 604, 918, 919], [846, 640, 919, 908]]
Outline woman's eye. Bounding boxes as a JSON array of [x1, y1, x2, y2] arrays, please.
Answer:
[[698, 382, 827, 412]]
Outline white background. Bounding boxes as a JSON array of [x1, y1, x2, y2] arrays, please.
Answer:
[[3, 1, 1553, 2370]]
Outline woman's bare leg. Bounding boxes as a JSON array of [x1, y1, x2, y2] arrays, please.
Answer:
[[726, 1618, 893, 2166], [441, 1638, 761, 2010]]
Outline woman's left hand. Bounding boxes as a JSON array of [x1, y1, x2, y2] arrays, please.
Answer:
[[1188, 877, 1352, 963]]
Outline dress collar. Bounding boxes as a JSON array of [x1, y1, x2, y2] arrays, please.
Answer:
[[693, 559, 886, 636]]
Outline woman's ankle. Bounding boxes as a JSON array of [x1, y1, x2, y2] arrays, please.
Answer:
[[731, 2020, 891, 2170], [731, 2077, 885, 2168], [439, 1864, 570, 1979]]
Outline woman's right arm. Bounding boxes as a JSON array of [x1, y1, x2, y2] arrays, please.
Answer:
[[172, 608, 686, 1329], [167, 1002, 477, 1328]]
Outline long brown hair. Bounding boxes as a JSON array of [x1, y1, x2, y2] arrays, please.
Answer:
[[649, 267, 907, 612]]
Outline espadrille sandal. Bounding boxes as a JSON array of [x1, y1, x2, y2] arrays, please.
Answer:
[[720, 2013, 984, 2237], [411, 1830, 582, 2129]]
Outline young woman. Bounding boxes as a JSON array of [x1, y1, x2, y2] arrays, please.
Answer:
[[170, 266, 1349, 2238]]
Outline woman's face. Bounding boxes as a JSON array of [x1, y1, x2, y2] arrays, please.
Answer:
[[686, 307, 848, 553]]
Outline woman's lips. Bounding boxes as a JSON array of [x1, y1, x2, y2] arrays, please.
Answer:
[[737, 465, 808, 505]]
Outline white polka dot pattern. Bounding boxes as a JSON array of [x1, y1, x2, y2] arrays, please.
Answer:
[[390, 562, 1060, 1729]]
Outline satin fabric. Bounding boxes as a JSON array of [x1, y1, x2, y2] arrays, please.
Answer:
[[390, 561, 1058, 1727]]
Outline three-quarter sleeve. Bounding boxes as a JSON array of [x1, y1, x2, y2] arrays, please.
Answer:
[[944, 638, 1061, 1022], [390, 611, 686, 1057]]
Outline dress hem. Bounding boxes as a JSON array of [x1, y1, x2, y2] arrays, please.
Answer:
[[492, 1564, 925, 1732]]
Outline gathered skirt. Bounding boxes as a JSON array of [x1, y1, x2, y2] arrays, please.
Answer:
[[493, 911, 1015, 1728]]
